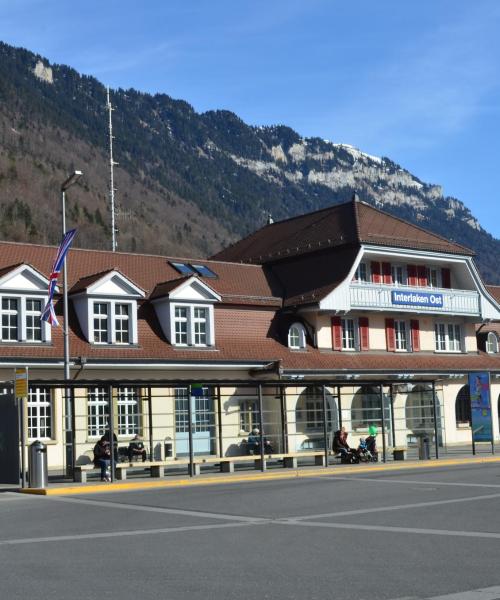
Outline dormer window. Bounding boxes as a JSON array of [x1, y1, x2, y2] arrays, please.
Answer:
[[486, 332, 499, 354], [173, 304, 210, 346], [91, 300, 132, 345], [71, 270, 144, 346], [288, 322, 306, 350], [0, 265, 51, 344], [152, 275, 220, 348]]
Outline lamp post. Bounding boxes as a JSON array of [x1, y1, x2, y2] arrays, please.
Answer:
[[61, 170, 82, 477]]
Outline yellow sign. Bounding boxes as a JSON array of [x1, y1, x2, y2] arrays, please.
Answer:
[[15, 367, 28, 398]]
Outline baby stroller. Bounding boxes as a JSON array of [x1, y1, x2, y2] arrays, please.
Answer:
[[356, 436, 378, 462], [356, 438, 373, 462]]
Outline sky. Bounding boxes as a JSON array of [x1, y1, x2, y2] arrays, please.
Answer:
[[0, 0, 499, 236]]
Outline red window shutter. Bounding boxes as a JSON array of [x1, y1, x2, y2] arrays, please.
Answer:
[[410, 319, 420, 352], [371, 261, 381, 283], [385, 318, 395, 352], [359, 317, 370, 351], [407, 265, 418, 286], [417, 265, 427, 287], [331, 316, 342, 351], [442, 268, 451, 288], [382, 262, 392, 284]]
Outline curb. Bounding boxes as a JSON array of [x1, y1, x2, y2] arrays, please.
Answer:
[[17, 455, 500, 496]]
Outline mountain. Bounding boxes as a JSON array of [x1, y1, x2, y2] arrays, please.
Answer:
[[0, 41, 499, 283]]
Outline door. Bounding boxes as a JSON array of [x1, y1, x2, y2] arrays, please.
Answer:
[[175, 387, 214, 456]]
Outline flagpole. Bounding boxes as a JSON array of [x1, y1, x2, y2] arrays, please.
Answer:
[[61, 171, 82, 478]]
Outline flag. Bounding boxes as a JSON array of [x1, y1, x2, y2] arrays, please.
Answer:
[[41, 228, 77, 327]]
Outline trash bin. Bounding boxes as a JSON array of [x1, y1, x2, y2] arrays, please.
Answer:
[[28, 440, 48, 488], [418, 435, 431, 460], [164, 439, 173, 458]]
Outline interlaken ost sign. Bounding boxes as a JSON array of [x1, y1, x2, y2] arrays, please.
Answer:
[[391, 290, 444, 308]]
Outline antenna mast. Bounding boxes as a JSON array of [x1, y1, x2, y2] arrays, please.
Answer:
[[107, 86, 117, 252]]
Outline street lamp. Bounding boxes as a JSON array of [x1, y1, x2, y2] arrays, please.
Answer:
[[61, 170, 82, 477]]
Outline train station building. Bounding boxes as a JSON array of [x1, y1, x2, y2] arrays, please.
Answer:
[[1, 197, 499, 476]]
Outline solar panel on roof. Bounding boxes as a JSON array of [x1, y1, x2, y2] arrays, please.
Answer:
[[170, 262, 195, 275], [191, 264, 217, 278]]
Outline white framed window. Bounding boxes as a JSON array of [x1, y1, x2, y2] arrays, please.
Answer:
[[26, 299, 42, 341], [0, 295, 49, 343], [1, 298, 18, 341], [354, 262, 368, 282], [174, 306, 188, 345], [341, 318, 357, 350], [288, 323, 306, 349], [91, 300, 135, 345], [486, 332, 499, 354], [395, 320, 408, 351], [28, 386, 53, 440], [435, 322, 462, 352], [391, 265, 405, 286], [171, 303, 214, 347], [193, 307, 207, 346], [87, 387, 109, 438], [93, 302, 108, 343], [114, 303, 129, 344], [117, 387, 140, 436]]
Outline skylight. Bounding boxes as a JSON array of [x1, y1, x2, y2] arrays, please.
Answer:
[[191, 264, 217, 278], [170, 262, 217, 278], [171, 262, 195, 276]]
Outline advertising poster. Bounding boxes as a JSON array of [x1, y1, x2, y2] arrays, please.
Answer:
[[469, 372, 493, 443]]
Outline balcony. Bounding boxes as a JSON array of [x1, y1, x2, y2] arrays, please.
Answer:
[[349, 282, 480, 316]]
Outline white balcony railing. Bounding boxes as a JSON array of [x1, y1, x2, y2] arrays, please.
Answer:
[[349, 282, 480, 316]]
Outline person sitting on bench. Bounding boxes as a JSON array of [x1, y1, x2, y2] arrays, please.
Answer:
[[246, 428, 274, 455], [128, 434, 147, 462], [93, 436, 112, 482], [332, 427, 353, 462]]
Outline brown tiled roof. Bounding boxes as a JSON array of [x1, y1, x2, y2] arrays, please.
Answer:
[[0, 263, 24, 278], [280, 349, 500, 373], [69, 269, 117, 294], [212, 198, 473, 264], [150, 276, 192, 300], [273, 246, 358, 307], [354, 201, 472, 254], [0, 241, 282, 306], [487, 285, 500, 304]]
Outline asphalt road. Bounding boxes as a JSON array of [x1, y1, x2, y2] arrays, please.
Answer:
[[2, 463, 500, 600]]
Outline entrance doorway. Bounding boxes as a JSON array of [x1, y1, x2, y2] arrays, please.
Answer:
[[175, 387, 215, 456]]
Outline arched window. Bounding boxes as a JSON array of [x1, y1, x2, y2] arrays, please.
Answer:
[[455, 385, 471, 426], [288, 323, 306, 349], [486, 332, 499, 354], [405, 385, 434, 433], [351, 386, 380, 430], [295, 387, 338, 440]]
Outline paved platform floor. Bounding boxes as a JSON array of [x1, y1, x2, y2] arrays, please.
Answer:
[[3, 461, 500, 599]]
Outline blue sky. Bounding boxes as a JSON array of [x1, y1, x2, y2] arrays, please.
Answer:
[[1, 0, 499, 237]]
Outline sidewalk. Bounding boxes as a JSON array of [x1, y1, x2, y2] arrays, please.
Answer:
[[17, 454, 500, 496]]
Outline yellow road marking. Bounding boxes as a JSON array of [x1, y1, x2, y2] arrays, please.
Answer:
[[18, 455, 500, 496]]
